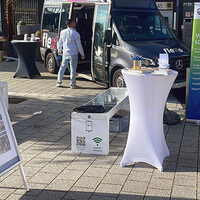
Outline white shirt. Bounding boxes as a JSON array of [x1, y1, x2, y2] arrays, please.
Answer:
[[58, 27, 84, 57]]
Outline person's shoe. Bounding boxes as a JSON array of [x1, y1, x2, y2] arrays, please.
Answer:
[[56, 82, 62, 87], [70, 84, 79, 89]]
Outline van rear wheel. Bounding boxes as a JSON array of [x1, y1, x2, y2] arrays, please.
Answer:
[[112, 69, 126, 87], [46, 53, 58, 74]]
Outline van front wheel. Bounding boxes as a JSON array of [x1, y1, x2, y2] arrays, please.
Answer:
[[112, 69, 126, 87], [46, 53, 58, 74]]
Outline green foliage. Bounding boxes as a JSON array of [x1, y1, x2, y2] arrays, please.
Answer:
[[17, 21, 26, 25], [35, 30, 40, 37]]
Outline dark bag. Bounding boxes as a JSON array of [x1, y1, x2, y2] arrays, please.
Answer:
[[73, 105, 105, 113], [163, 107, 181, 125]]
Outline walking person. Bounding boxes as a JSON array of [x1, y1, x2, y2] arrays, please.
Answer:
[[57, 19, 85, 88]]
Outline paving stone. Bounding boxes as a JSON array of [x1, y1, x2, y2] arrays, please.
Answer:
[[83, 166, 108, 178], [56, 169, 83, 181], [25, 158, 50, 168], [34, 190, 66, 200], [184, 124, 199, 132], [144, 196, 170, 200], [63, 186, 94, 200], [46, 179, 74, 191], [174, 175, 197, 187], [66, 161, 92, 171], [145, 188, 171, 199], [90, 195, 117, 200], [0, 175, 23, 188], [41, 163, 66, 174], [118, 192, 144, 200], [152, 170, 174, 180], [149, 177, 173, 190], [95, 183, 122, 197], [91, 156, 117, 168], [14, 183, 48, 196], [179, 152, 198, 160], [36, 150, 62, 160], [171, 185, 196, 199], [29, 172, 57, 184], [128, 171, 152, 182], [6, 194, 36, 200], [177, 158, 197, 168], [13, 166, 42, 177], [122, 181, 148, 194], [175, 167, 197, 177], [75, 176, 102, 189], [132, 163, 154, 173], [0, 188, 16, 199], [102, 173, 127, 185], [21, 153, 37, 162], [108, 164, 132, 175]]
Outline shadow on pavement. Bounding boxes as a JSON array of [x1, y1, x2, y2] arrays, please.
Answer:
[[0, 61, 47, 73], [6, 188, 194, 200]]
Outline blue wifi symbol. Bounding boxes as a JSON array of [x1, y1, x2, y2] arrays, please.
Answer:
[[93, 137, 102, 146]]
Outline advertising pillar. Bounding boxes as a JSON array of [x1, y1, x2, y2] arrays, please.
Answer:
[[186, 3, 200, 122]]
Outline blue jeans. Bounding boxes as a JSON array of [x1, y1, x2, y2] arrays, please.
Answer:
[[57, 55, 78, 86]]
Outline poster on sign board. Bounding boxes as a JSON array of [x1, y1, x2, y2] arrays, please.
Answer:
[[0, 93, 21, 175], [186, 3, 200, 122], [0, 91, 28, 191]]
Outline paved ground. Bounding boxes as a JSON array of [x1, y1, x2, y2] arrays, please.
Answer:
[[0, 61, 199, 200]]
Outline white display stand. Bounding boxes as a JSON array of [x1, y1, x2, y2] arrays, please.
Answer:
[[71, 88, 128, 155], [121, 69, 178, 171], [0, 81, 8, 110], [0, 91, 28, 191]]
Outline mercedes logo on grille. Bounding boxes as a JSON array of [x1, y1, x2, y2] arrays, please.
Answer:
[[175, 60, 183, 70]]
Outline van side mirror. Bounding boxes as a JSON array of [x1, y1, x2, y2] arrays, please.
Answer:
[[104, 30, 112, 45]]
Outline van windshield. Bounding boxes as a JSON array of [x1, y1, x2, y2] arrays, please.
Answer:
[[113, 11, 173, 41]]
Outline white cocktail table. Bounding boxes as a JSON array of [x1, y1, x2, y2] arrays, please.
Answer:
[[121, 69, 178, 171]]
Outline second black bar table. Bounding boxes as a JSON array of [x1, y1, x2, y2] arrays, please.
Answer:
[[11, 40, 41, 79]]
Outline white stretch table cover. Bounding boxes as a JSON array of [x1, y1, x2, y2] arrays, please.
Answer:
[[121, 69, 178, 171]]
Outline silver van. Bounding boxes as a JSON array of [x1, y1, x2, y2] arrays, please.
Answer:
[[40, 0, 190, 87]]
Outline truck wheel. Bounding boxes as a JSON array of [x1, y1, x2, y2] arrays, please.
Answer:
[[112, 69, 126, 87], [46, 53, 58, 74]]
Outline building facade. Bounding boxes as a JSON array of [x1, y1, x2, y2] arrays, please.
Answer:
[[0, 0, 44, 36]]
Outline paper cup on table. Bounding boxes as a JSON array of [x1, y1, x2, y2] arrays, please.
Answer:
[[31, 34, 35, 41], [24, 34, 28, 41]]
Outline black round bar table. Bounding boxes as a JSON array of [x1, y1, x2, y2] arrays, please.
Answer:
[[11, 40, 41, 78]]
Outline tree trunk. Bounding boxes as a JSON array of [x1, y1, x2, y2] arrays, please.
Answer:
[[6, 0, 14, 40]]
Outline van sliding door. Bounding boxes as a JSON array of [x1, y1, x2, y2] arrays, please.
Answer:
[[59, 3, 72, 32], [92, 3, 111, 85]]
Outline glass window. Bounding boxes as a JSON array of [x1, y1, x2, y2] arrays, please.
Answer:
[[42, 7, 61, 33], [60, 4, 71, 31], [93, 5, 109, 65], [113, 11, 173, 41]]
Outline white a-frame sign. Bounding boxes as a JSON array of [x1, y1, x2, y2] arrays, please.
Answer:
[[0, 90, 29, 191]]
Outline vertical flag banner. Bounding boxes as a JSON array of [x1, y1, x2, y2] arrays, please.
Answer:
[[186, 3, 200, 122]]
